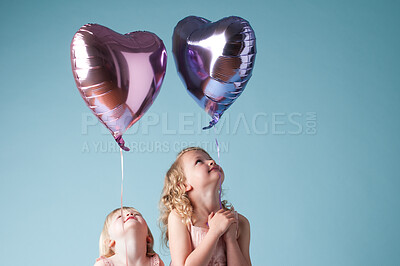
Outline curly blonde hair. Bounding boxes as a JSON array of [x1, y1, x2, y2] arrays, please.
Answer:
[[99, 206, 156, 258], [159, 147, 230, 247]]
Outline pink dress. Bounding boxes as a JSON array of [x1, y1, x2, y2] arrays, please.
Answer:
[[171, 212, 238, 266], [190, 225, 227, 266], [96, 254, 161, 266]]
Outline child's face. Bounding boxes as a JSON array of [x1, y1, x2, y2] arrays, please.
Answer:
[[180, 150, 224, 190], [108, 208, 148, 241]]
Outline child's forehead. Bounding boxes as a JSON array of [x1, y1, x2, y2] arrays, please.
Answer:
[[181, 150, 211, 160]]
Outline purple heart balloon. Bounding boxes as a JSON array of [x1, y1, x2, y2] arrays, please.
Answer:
[[173, 16, 256, 129], [71, 24, 167, 151]]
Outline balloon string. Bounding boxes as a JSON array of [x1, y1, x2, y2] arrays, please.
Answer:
[[120, 147, 124, 213], [213, 126, 222, 209], [120, 148, 128, 266]]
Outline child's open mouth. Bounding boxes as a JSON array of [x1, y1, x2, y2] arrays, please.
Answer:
[[124, 216, 136, 223], [209, 166, 220, 172]]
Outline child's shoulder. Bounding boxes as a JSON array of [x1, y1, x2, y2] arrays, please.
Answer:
[[168, 209, 180, 218], [236, 212, 251, 236], [168, 209, 190, 224], [168, 209, 182, 223], [168, 209, 190, 232], [237, 212, 250, 225]]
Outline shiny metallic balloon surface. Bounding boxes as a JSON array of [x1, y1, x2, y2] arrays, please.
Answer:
[[71, 24, 167, 150], [173, 16, 256, 129]]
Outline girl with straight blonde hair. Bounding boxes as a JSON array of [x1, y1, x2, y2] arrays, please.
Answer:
[[95, 206, 163, 266]]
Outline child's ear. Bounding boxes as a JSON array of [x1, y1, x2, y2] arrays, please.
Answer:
[[185, 184, 193, 192], [107, 239, 116, 248]]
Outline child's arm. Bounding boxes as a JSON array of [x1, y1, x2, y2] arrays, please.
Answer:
[[168, 209, 235, 266], [224, 213, 251, 266]]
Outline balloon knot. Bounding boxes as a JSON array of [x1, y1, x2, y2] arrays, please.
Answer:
[[202, 116, 219, 130], [115, 136, 130, 151]]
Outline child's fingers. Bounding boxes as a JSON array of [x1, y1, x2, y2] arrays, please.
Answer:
[[218, 209, 231, 216], [223, 218, 237, 230], [216, 208, 225, 214], [208, 211, 214, 221], [228, 218, 237, 226], [223, 211, 235, 219], [225, 214, 235, 221]]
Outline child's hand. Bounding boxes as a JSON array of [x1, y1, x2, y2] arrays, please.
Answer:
[[223, 209, 238, 242], [207, 209, 236, 238]]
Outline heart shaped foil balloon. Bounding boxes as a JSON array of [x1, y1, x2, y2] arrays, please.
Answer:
[[71, 24, 167, 151], [173, 16, 256, 129]]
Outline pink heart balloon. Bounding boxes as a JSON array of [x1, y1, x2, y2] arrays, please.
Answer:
[[70, 24, 167, 151]]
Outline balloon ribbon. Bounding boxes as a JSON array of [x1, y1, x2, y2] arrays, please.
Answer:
[[120, 148, 129, 266], [213, 126, 223, 209]]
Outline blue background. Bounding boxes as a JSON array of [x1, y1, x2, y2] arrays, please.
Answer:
[[1, 0, 399, 265]]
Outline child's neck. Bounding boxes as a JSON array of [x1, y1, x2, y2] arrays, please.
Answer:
[[113, 237, 148, 266], [190, 190, 221, 227]]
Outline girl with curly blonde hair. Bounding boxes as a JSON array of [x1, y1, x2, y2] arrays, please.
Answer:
[[95, 206, 164, 266], [160, 147, 251, 266]]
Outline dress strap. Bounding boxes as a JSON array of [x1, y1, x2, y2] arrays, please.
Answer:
[[187, 217, 194, 232], [234, 210, 239, 239], [150, 254, 160, 266]]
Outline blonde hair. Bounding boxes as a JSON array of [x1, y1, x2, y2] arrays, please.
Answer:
[[159, 147, 230, 247], [99, 206, 156, 257]]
